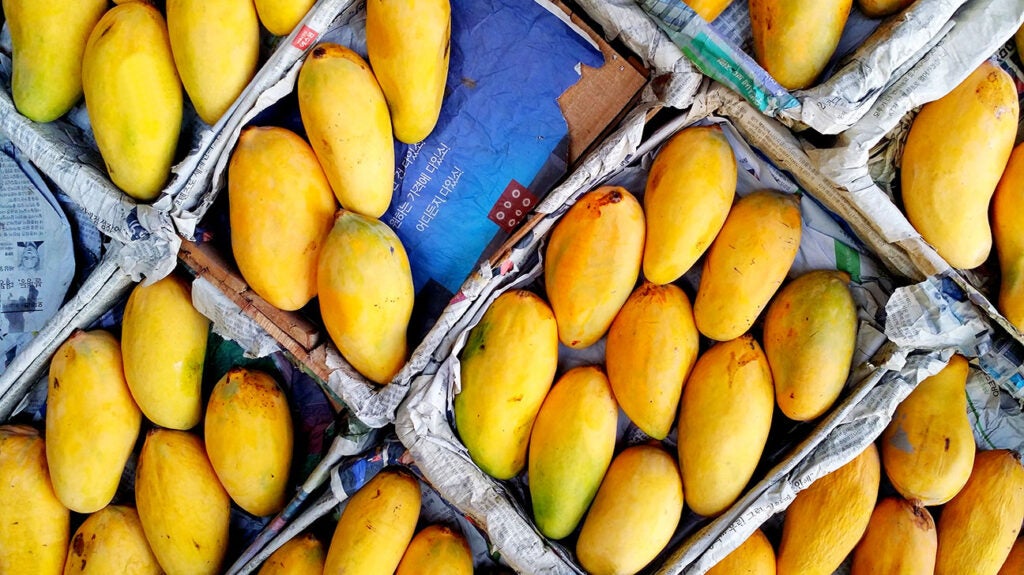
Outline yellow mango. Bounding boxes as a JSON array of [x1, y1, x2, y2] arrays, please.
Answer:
[[881, 354, 974, 505], [606, 282, 699, 439], [545, 186, 645, 348], [135, 429, 231, 575], [857, 0, 914, 17], [167, 0, 260, 125], [0, 425, 69, 575], [2, 0, 106, 122], [258, 533, 325, 575], [999, 538, 1024, 575], [229, 126, 337, 311], [395, 525, 473, 575], [318, 210, 414, 384], [47, 329, 141, 513], [683, 0, 735, 21], [901, 61, 1018, 269], [764, 269, 856, 421], [577, 445, 683, 575], [776, 443, 880, 575], [82, 2, 182, 201], [706, 529, 776, 575], [121, 274, 209, 430], [850, 497, 936, 575], [750, 0, 853, 90], [528, 366, 618, 539], [63, 506, 161, 575], [677, 335, 774, 517], [694, 189, 801, 341], [323, 468, 421, 575], [297, 43, 394, 217], [254, 0, 317, 36], [642, 125, 737, 285], [993, 143, 1024, 331], [454, 290, 558, 480], [204, 368, 293, 517]]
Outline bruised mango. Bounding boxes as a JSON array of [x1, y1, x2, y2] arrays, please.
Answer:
[[857, 0, 914, 17], [993, 143, 1024, 332], [850, 497, 937, 575], [63, 506, 161, 575], [750, 0, 853, 90], [258, 533, 325, 575], [706, 529, 776, 575], [683, 0, 735, 21], [395, 525, 473, 575]]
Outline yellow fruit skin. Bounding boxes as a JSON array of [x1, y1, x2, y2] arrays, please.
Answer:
[[63, 506, 161, 575], [777, 443, 880, 575], [901, 61, 1018, 269], [764, 270, 856, 421], [204, 368, 293, 517], [993, 143, 1024, 332], [254, 0, 317, 36], [706, 529, 776, 575], [229, 126, 337, 312], [121, 274, 209, 430], [366, 0, 451, 144], [0, 426, 69, 575], [606, 282, 699, 439], [82, 2, 182, 201], [881, 354, 974, 505], [166, 0, 260, 125], [683, 0, 735, 20], [318, 210, 413, 384], [257, 533, 325, 575], [136, 430, 231, 575], [850, 497, 936, 575], [545, 186, 646, 348], [323, 469, 421, 575], [999, 538, 1024, 575], [857, 0, 914, 17], [528, 366, 618, 540], [395, 525, 474, 575], [678, 335, 774, 517], [577, 445, 683, 575], [694, 190, 801, 341], [46, 330, 141, 514], [643, 125, 737, 285], [454, 290, 559, 480], [3, 0, 107, 122], [298, 43, 394, 217], [750, 0, 853, 89]]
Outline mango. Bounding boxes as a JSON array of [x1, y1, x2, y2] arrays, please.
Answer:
[[776, 443, 880, 575], [677, 335, 774, 517], [764, 269, 856, 421], [605, 282, 699, 439], [229, 126, 337, 312], [366, 0, 451, 143], [901, 61, 1018, 269], [683, 0, 735, 21], [121, 274, 209, 430], [857, 0, 914, 17], [576, 445, 683, 575], [318, 210, 414, 384], [135, 429, 231, 575], [1017, 25, 1024, 61], [254, 0, 317, 36], [881, 354, 974, 505], [750, 0, 853, 89], [999, 538, 1024, 575], [706, 529, 776, 575], [63, 505, 161, 575], [323, 468, 421, 575], [2, 0, 107, 122], [936, 449, 1024, 575], [528, 366, 618, 539], [993, 143, 1024, 331], [82, 2, 183, 201], [454, 290, 558, 480], [297, 43, 394, 217], [166, 0, 260, 125], [395, 525, 473, 575], [0, 425, 69, 575], [204, 368, 293, 517], [47, 329, 141, 513], [850, 497, 936, 575], [258, 533, 325, 575], [545, 186, 645, 348]]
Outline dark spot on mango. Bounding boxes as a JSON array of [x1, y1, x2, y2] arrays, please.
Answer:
[[72, 533, 85, 556], [81, 559, 87, 570], [944, 437, 950, 451], [509, 394, 523, 403], [312, 46, 328, 59], [52, 378, 59, 390]]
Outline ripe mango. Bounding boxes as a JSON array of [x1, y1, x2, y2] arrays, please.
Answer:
[[135, 429, 231, 575], [993, 143, 1024, 332], [229, 126, 337, 312], [298, 43, 394, 217], [576, 445, 683, 575], [857, 0, 914, 17], [528, 366, 618, 539], [901, 61, 1018, 269], [318, 210, 413, 384], [750, 0, 853, 89], [254, 0, 317, 36], [47, 329, 141, 513], [677, 335, 774, 517], [764, 269, 856, 421], [2, 0, 107, 122], [205, 368, 293, 517], [82, 2, 182, 201], [454, 290, 558, 480], [605, 282, 699, 439], [881, 354, 974, 505], [0, 425, 69, 575], [693, 190, 801, 341], [258, 533, 325, 575], [850, 497, 936, 575], [999, 538, 1024, 575], [395, 525, 473, 575], [63, 506, 161, 575], [683, 0, 735, 21], [545, 186, 645, 348], [706, 529, 776, 575], [642, 125, 737, 285]]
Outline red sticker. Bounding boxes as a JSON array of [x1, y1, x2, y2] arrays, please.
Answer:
[[292, 25, 319, 50], [488, 180, 537, 233]]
